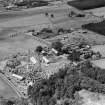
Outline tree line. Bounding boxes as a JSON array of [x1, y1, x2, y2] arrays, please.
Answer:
[[28, 60, 105, 105]]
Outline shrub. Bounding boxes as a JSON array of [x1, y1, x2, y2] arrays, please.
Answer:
[[36, 46, 43, 53]]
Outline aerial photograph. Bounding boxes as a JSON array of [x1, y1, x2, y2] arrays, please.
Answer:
[[1, 0, 105, 105]]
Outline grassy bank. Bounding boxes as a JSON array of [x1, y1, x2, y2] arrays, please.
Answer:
[[68, 0, 105, 10]]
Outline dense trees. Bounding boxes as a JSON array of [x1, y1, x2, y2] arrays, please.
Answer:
[[28, 60, 105, 105], [51, 41, 63, 54], [67, 50, 80, 62], [80, 61, 105, 84]]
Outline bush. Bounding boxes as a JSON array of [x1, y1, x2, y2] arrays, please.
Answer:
[[36, 46, 43, 53]]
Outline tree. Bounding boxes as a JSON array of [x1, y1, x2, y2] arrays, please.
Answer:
[[67, 50, 80, 62], [51, 14, 54, 18], [36, 46, 43, 54], [51, 41, 63, 53]]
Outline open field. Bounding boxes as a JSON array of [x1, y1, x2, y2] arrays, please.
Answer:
[[0, 5, 71, 22], [91, 59, 105, 69], [0, 73, 19, 99], [0, 14, 50, 28]]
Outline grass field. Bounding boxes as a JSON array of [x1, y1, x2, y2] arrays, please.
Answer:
[[0, 74, 18, 99], [68, 0, 105, 10]]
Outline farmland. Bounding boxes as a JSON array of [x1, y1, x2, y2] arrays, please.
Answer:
[[68, 0, 105, 10], [82, 20, 105, 36]]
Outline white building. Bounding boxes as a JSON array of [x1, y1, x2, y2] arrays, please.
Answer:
[[12, 74, 23, 80], [42, 56, 50, 64], [51, 48, 58, 54]]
